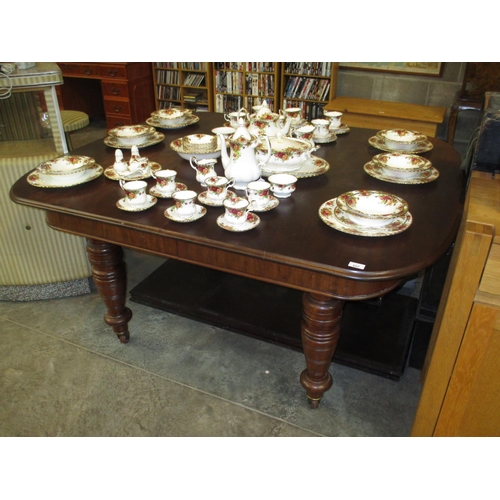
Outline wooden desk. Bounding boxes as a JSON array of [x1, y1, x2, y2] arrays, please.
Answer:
[[9, 114, 464, 407], [56, 63, 156, 129], [324, 97, 447, 137]]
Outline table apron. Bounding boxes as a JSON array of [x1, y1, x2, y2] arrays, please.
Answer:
[[46, 210, 405, 301]]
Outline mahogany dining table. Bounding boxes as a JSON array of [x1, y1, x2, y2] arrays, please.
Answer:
[[10, 112, 465, 407]]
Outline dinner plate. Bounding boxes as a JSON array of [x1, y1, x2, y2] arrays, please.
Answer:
[[364, 161, 439, 184], [104, 132, 165, 149], [262, 156, 329, 178], [27, 164, 103, 188], [319, 198, 413, 237], [146, 115, 200, 130], [368, 136, 433, 154], [104, 162, 162, 181]]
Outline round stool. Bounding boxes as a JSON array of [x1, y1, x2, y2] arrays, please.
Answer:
[[60, 110, 89, 151]]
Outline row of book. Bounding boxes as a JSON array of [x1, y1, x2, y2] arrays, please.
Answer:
[[183, 73, 206, 87], [283, 76, 331, 102], [215, 70, 244, 95], [181, 62, 208, 71], [215, 94, 244, 113], [282, 99, 327, 121], [156, 85, 181, 101], [155, 69, 180, 85], [214, 62, 276, 72], [155, 62, 178, 69], [284, 62, 332, 77], [245, 73, 275, 97]]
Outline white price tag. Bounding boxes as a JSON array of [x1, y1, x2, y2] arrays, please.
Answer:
[[348, 261, 366, 270]]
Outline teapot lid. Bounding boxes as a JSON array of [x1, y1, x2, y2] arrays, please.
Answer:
[[232, 108, 252, 140]]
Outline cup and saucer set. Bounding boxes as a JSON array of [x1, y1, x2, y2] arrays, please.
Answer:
[[117, 179, 158, 212], [104, 124, 164, 149]]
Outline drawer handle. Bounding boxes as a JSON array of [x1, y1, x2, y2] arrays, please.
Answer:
[[111, 87, 121, 95], [107, 69, 118, 77], [113, 105, 123, 112], [83, 67, 93, 75]]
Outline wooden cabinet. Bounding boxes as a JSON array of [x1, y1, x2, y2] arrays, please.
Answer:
[[57, 62, 155, 129], [411, 171, 500, 436], [152, 63, 214, 111], [280, 62, 338, 120], [213, 62, 280, 113]]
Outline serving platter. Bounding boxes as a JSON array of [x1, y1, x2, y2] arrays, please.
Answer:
[[262, 156, 329, 178]]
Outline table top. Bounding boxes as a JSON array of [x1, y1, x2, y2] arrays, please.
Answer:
[[10, 112, 465, 299]]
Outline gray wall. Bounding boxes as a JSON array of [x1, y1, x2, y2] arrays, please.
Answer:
[[336, 63, 478, 154]]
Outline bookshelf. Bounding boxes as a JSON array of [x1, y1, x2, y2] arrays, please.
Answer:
[[213, 62, 280, 114], [280, 62, 339, 121], [152, 62, 214, 111]]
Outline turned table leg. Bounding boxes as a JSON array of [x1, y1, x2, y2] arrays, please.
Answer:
[[300, 292, 344, 408], [86, 239, 132, 343]]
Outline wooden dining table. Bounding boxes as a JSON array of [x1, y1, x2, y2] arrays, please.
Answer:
[[10, 112, 465, 407]]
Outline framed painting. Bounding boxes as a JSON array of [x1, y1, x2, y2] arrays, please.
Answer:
[[339, 62, 443, 77]]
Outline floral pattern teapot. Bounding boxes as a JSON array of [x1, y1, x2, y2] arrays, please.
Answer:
[[217, 109, 272, 190], [248, 99, 292, 138]]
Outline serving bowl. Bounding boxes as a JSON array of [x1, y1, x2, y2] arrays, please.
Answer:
[[152, 108, 192, 125], [336, 190, 409, 227], [108, 125, 156, 146], [377, 129, 427, 151], [37, 155, 95, 182], [255, 136, 318, 171], [372, 152, 431, 178]]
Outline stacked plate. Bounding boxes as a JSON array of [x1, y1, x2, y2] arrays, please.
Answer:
[[364, 152, 439, 184], [105, 124, 164, 149], [28, 155, 103, 188], [170, 133, 221, 160], [369, 128, 433, 154], [319, 189, 413, 237], [147, 108, 199, 130]]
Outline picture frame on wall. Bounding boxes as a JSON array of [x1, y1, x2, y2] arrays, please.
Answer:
[[339, 62, 443, 77]]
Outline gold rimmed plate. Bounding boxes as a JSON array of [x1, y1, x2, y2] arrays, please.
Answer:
[[364, 161, 439, 184]]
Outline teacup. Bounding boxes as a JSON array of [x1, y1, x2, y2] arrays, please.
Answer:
[[293, 124, 315, 141], [119, 179, 147, 206], [283, 107, 303, 124], [153, 169, 177, 194], [224, 110, 249, 128], [172, 190, 197, 216], [323, 110, 343, 129], [223, 196, 255, 225], [190, 157, 217, 186], [268, 174, 297, 199], [311, 119, 330, 138], [246, 180, 271, 208], [205, 175, 235, 202]]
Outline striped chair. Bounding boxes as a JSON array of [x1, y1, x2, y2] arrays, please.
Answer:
[[60, 110, 89, 150]]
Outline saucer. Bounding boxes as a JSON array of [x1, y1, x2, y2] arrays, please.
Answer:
[[329, 123, 350, 135], [251, 196, 279, 212], [27, 164, 103, 188], [217, 213, 261, 232], [150, 183, 188, 198], [368, 135, 433, 154], [164, 204, 207, 222], [319, 198, 412, 237], [116, 194, 157, 212], [313, 131, 337, 143], [364, 161, 439, 184], [198, 190, 236, 207], [262, 156, 329, 178], [104, 132, 165, 149], [146, 114, 200, 130], [104, 162, 161, 181]]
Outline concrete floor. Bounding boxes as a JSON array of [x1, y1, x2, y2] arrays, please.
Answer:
[[0, 116, 429, 437]]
